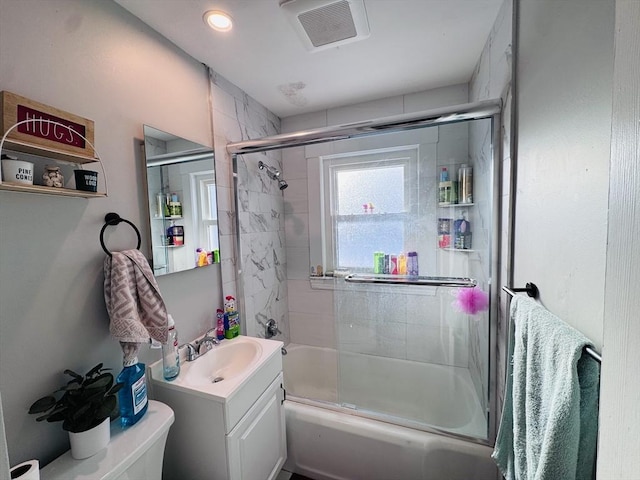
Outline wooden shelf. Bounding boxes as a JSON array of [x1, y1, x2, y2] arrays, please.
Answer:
[[3, 138, 99, 165], [0, 182, 106, 198]]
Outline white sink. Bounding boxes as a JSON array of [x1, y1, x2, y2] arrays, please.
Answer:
[[149, 335, 283, 429], [182, 337, 262, 386]]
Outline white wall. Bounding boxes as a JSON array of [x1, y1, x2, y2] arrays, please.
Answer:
[[0, 0, 221, 466], [597, 1, 640, 476], [514, 0, 614, 349]]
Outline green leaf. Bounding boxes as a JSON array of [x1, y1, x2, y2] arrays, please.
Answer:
[[107, 382, 124, 395], [28, 396, 57, 414], [42, 405, 68, 423], [63, 369, 83, 383], [96, 395, 117, 420], [84, 373, 113, 391], [85, 363, 103, 378]]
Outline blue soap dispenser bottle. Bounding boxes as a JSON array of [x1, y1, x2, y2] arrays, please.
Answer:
[[117, 347, 148, 427]]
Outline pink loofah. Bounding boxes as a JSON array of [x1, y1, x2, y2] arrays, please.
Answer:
[[453, 287, 489, 315]]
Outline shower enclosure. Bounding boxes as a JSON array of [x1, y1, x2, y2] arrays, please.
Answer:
[[229, 101, 501, 445]]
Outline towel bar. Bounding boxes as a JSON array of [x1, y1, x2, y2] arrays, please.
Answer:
[[502, 283, 601, 363], [99, 212, 142, 256]]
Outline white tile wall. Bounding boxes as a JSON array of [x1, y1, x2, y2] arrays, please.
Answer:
[[209, 68, 289, 341]]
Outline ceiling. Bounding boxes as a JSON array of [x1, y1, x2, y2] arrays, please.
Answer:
[[113, 0, 504, 118]]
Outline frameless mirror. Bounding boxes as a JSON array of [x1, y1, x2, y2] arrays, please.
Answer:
[[143, 125, 219, 276]]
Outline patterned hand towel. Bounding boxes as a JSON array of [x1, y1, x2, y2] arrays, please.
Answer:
[[104, 249, 168, 345], [492, 296, 600, 480]]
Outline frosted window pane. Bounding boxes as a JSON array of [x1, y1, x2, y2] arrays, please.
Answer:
[[336, 166, 405, 214], [336, 217, 403, 270]]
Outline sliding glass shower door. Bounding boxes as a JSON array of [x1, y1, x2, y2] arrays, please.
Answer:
[[323, 118, 496, 441]]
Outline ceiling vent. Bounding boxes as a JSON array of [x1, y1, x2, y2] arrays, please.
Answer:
[[279, 0, 370, 52]]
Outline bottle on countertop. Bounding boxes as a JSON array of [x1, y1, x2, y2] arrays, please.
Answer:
[[223, 295, 240, 339], [162, 315, 180, 381], [117, 353, 148, 427], [216, 309, 225, 340]]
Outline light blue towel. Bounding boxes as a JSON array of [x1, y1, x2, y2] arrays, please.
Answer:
[[492, 296, 600, 480]]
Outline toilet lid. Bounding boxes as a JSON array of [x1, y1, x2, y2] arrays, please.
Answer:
[[39, 400, 175, 480]]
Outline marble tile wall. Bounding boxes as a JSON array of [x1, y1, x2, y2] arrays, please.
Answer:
[[468, 0, 513, 420], [208, 68, 290, 342]]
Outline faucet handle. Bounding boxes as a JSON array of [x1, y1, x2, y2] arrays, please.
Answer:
[[265, 319, 281, 338], [205, 327, 218, 338], [179, 343, 198, 362], [196, 335, 220, 355]]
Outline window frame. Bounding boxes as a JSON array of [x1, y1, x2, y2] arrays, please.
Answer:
[[190, 170, 219, 251], [320, 145, 419, 273]]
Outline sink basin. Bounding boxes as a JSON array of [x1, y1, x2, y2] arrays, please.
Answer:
[[149, 335, 283, 414], [182, 338, 262, 386]]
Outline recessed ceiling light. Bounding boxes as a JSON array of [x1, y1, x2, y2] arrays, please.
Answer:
[[203, 10, 233, 32]]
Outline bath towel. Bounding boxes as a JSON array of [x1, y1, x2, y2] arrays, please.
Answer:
[[104, 249, 168, 346], [492, 296, 600, 480]]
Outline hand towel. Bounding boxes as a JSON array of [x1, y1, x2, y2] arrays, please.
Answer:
[[104, 249, 168, 345], [492, 296, 600, 480]]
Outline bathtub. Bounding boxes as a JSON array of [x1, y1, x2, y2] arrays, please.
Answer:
[[282, 343, 497, 480]]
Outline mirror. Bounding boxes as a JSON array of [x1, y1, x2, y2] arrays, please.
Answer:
[[143, 125, 219, 276]]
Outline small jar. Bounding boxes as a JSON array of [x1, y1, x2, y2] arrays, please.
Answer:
[[42, 165, 64, 188]]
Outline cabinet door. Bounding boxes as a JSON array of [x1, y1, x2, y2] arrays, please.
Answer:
[[227, 373, 286, 480]]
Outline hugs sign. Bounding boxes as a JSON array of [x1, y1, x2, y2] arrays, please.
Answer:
[[1, 91, 96, 158]]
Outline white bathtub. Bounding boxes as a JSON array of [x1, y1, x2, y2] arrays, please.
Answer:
[[282, 343, 497, 480]]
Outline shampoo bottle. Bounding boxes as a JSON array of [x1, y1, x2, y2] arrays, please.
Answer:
[[117, 356, 148, 427], [162, 315, 180, 381]]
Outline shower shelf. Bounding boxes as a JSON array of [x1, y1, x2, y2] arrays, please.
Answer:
[[344, 274, 476, 288], [438, 202, 475, 208]]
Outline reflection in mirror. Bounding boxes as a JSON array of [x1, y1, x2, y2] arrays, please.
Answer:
[[143, 125, 219, 276]]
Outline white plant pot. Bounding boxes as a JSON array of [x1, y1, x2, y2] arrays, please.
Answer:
[[68, 418, 110, 460]]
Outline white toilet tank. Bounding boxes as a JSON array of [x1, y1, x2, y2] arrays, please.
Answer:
[[40, 400, 174, 480]]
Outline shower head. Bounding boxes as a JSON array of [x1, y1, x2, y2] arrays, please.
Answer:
[[258, 161, 288, 190]]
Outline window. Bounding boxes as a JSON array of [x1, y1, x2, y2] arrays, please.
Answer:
[[321, 146, 418, 272], [191, 171, 219, 251]]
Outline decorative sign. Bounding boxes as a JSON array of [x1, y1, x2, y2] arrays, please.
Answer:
[[16, 105, 86, 148], [1, 91, 95, 158]]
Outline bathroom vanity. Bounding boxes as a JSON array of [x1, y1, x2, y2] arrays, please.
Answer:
[[149, 336, 286, 480]]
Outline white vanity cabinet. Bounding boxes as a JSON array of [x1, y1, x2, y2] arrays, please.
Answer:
[[226, 373, 286, 480], [149, 336, 286, 480]]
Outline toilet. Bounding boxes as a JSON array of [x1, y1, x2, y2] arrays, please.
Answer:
[[39, 400, 174, 480]]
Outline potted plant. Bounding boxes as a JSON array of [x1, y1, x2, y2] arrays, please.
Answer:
[[29, 363, 124, 459]]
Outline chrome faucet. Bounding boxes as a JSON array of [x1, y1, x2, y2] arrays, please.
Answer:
[[196, 328, 220, 355], [179, 328, 221, 362], [179, 342, 199, 362]]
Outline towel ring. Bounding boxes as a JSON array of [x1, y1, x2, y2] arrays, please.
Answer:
[[100, 212, 141, 256]]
